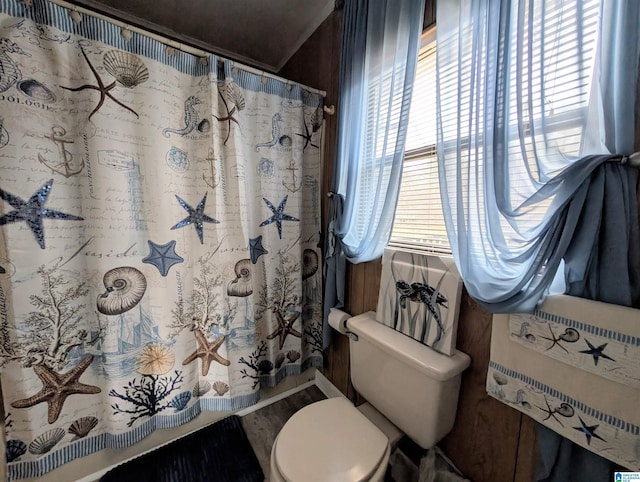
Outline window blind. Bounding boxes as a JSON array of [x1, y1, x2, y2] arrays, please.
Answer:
[[390, 40, 448, 252]]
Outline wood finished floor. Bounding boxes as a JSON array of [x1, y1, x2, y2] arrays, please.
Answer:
[[241, 385, 327, 481]]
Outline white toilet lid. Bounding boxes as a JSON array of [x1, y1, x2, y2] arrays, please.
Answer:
[[275, 397, 389, 482]]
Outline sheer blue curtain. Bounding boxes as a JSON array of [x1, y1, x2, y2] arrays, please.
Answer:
[[323, 0, 424, 346], [437, 1, 640, 479], [436, 0, 640, 313]]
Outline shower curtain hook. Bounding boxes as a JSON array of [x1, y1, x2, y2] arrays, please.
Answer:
[[121, 24, 132, 41], [69, 6, 82, 23]]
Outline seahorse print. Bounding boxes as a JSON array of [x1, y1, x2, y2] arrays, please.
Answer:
[[255, 112, 292, 151], [0, 38, 29, 93], [163, 96, 203, 138]]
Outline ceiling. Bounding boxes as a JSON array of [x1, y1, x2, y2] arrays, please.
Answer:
[[72, 0, 336, 72]]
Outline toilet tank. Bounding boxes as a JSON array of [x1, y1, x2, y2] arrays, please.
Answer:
[[348, 311, 471, 448]]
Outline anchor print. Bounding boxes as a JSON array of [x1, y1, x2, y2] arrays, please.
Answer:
[[282, 159, 301, 193], [202, 148, 219, 189], [37, 126, 84, 177]]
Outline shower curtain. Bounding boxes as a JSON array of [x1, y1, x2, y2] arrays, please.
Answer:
[[0, 0, 324, 478]]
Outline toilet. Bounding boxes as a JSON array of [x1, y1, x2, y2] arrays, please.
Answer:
[[270, 311, 471, 481]]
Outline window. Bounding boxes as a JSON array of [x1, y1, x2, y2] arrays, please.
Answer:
[[391, 0, 600, 255], [390, 31, 449, 253]]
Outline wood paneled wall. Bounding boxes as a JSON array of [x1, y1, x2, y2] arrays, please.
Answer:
[[279, 5, 538, 481]]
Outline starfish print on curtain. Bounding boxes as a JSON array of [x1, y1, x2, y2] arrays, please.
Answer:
[[170, 193, 219, 244], [267, 310, 302, 350], [142, 239, 184, 276], [249, 235, 268, 263], [182, 329, 230, 376], [214, 81, 245, 145], [60, 47, 145, 120], [259, 195, 299, 239], [11, 355, 101, 424], [296, 120, 318, 150], [0, 179, 83, 249], [0, 3, 324, 477]]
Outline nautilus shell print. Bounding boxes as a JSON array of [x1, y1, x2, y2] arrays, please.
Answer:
[[227, 259, 253, 297], [96, 266, 147, 315], [555, 403, 575, 418], [558, 327, 580, 343]]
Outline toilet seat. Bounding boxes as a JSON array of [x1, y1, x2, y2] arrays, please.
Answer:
[[272, 397, 390, 481]]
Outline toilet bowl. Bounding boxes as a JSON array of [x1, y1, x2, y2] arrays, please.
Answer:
[[270, 312, 471, 481], [270, 397, 390, 482]]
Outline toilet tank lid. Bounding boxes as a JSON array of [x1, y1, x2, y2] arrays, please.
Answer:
[[348, 311, 471, 381]]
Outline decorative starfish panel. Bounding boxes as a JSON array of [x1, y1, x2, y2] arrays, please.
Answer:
[[170, 193, 219, 244], [579, 339, 615, 366], [0, 179, 84, 249], [259, 195, 299, 239], [573, 416, 606, 445]]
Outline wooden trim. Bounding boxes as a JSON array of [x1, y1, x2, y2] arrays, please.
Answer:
[[514, 415, 540, 482], [423, 0, 436, 31]]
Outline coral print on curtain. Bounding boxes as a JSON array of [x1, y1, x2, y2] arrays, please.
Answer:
[[0, 0, 324, 479]]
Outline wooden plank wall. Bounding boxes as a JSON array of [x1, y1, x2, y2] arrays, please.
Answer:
[[279, 4, 539, 481]]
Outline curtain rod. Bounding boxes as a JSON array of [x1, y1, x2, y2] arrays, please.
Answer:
[[32, 0, 330, 100]]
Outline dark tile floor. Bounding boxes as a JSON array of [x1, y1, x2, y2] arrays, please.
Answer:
[[241, 385, 327, 480]]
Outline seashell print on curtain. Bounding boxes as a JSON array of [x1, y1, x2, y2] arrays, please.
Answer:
[[0, 0, 324, 479]]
